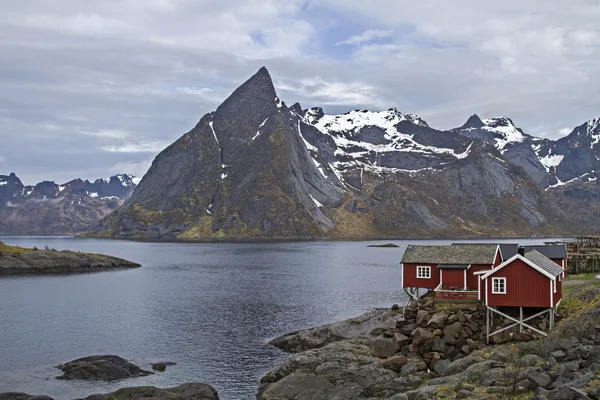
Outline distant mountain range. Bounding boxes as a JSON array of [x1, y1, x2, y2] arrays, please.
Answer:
[[82, 67, 600, 240], [0, 173, 139, 235]]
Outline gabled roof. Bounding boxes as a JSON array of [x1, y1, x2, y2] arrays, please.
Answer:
[[401, 244, 498, 265], [524, 250, 564, 277], [521, 245, 566, 259], [480, 252, 563, 280], [499, 244, 519, 261]]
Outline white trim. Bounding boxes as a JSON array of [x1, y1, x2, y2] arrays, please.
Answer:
[[401, 263, 404, 288], [416, 265, 431, 279], [439, 268, 442, 284], [478, 277, 481, 300], [553, 279, 557, 293], [494, 244, 501, 265], [480, 254, 556, 281], [492, 277, 506, 294], [556, 298, 562, 309], [463, 269, 467, 290], [473, 270, 491, 275], [550, 279, 553, 307]]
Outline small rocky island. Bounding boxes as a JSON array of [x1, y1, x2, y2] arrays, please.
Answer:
[[0, 355, 218, 400], [0, 242, 140, 275], [260, 284, 600, 399]]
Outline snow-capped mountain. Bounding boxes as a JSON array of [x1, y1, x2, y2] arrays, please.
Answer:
[[452, 115, 548, 186], [0, 173, 140, 235], [453, 114, 600, 191], [87, 67, 571, 240]]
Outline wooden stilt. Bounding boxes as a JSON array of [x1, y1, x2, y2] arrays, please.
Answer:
[[549, 308, 554, 330], [519, 307, 523, 333], [486, 307, 490, 344]]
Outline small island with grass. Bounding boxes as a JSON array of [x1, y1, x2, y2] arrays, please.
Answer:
[[0, 241, 141, 275]]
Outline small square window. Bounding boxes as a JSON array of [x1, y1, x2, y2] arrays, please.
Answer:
[[417, 266, 431, 279], [492, 277, 506, 294]]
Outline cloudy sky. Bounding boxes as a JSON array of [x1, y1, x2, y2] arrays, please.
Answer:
[[2, 1, 600, 184]]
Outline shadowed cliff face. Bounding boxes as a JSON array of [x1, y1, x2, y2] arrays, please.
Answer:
[[86, 68, 576, 240]]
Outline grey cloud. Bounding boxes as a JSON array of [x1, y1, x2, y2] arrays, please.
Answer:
[[1, 0, 599, 184]]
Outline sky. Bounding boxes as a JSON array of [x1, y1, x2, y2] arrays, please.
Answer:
[[1, 0, 600, 184]]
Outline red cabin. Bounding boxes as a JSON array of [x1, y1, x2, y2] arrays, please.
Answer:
[[479, 250, 563, 309], [401, 244, 501, 301]]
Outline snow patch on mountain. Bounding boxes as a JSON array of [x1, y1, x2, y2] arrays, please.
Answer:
[[539, 154, 564, 171]]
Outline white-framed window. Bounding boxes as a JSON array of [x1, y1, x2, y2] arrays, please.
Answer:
[[416, 266, 431, 279], [492, 277, 506, 294]]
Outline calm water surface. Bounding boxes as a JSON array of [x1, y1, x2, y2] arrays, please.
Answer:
[[0, 237, 558, 399]]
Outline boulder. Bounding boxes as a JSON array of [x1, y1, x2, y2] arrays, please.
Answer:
[[151, 362, 175, 371], [416, 310, 429, 326], [411, 327, 434, 348], [432, 359, 451, 375], [547, 385, 590, 400], [442, 322, 463, 337], [381, 355, 408, 372], [427, 312, 448, 328], [431, 337, 447, 354], [394, 333, 411, 346], [528, 372, 552, 389], [56, 355, 152, 381], [364, 336, 400, 358], [551, 350, 566, 362]]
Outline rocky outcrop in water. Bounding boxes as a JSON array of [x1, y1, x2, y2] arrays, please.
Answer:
[[55, 355, 151, 381], [0, 383, 219, 400], [0, 173, 139, 235], [0, 244, 140, 275], [85, 67, 574, 240], [260, 285, 600, 399]]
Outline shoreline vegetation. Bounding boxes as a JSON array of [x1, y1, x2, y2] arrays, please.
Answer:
[[0, 241, 141, 275]]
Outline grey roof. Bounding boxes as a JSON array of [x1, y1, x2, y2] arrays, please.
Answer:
[[499, 244, 519, 261], [522, 245, 566, 259], [438, 264, 469, 270], [401, 244, 498, 264], [523, 250, 564, 277]]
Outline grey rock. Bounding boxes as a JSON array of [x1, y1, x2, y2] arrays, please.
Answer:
[[364, 336, 400, 358], [427, 312, 448, 328], [56, 355, 152, 381], [551, 350, 566, 362], [528, 372, 552, 389], [411, 327, 434, 348], [433, 359, 451, 375], [416, 310, 429, 326], [548, 385, 591, 400], [381, 355, 408, 372], [81, 383, 219, 400]]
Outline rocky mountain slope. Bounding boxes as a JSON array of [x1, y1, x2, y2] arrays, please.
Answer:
[[0, 173, 139, 235], [86, 67, 575, 240]]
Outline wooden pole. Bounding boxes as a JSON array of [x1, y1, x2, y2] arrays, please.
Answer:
[[486, 307, 490, 344], [549, 308, 554, 331], [520, 307, 523, 333]]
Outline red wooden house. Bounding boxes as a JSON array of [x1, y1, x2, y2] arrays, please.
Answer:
[[400, 243, 565, 340], [401, 244, 501, 301]]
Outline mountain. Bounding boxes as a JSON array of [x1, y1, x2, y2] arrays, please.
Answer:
[[0, 173, 139, 235], [452, 115, 549, 187], [453, 115, 600, 190], [86, 67, 571, 240]]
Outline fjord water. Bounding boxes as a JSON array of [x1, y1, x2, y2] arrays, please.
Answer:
[[0, 237, 555, 399]]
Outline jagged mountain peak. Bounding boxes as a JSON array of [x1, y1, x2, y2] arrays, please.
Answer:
[[461, 114, 485, 129]]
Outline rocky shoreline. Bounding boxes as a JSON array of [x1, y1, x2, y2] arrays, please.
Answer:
[[0, 243, 141, 275], [259, 284, 600, 399]]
